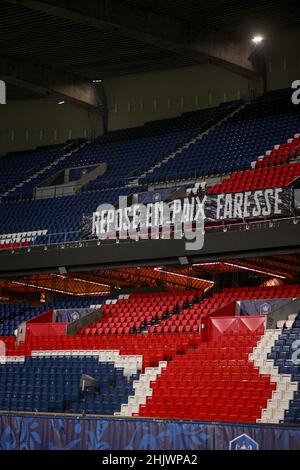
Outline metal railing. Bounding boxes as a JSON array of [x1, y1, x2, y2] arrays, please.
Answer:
[[0, 214, 299, 256]]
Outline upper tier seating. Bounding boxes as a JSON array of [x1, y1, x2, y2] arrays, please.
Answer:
[[207, 162, 300, 194], [144, 88, 300, 183], [97, 102, 238, 143], [206, 133, 300, 194], [0, 187, 140, 242], [0, 230, 47, 252], [0, 88, 299, 243], [0, 143, 66, 195], [5, 102, 237, 201], [10, 134, 187, 199], [256, 135, 300, 168]]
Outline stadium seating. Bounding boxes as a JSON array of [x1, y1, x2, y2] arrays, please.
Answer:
[[0, 187, 139, 243], [207, 162, 300, 194], [5, 102, 237, 201], [97, 101, 239, 143], [256, 135, 300, 168], [144, 88, 300, 183], [0, 295, 115, 336], [267, 311, 300, 424], [138, 328, 275, 422], [79, 290, 203, 335], [207, 133, 300, 194], [2, 284, 298, 339], [0, 88, 298, 245], [0, 285, 300, 423], [0, 143, 66, 195], [0, 331, 199, 415], [149, 284, 300, 333], [11, 134, 183, 197], [1, 85, 300, 427], [0, 355, 138, 415]]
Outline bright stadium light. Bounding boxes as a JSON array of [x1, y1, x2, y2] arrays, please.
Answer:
[[252, 35, 264, 44], [58, 100, 65, 105]]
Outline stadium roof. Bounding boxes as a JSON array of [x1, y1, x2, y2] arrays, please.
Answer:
[[1, 0, 297, 103]]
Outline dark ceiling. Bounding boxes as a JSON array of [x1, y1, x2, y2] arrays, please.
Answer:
[[119, 0, 300, 37], [3, 253, 300, 298], [1, 0, 298, 100]]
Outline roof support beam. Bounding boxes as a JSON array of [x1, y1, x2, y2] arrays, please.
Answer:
[[7, 0, 259, 77], [0, 54, 104, 109]]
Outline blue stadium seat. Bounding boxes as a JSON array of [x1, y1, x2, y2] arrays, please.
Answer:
[[0, 356, 138, 415]]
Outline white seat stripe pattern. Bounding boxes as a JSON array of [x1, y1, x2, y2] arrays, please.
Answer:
[[0, 230, 47, 244], [115, 361, 168, 417], [249, 328, 298, 424]]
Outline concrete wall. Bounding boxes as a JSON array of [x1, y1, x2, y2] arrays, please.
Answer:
[[266, 298, 300, 329], [266, 30, 300, 91], [105, 30, 300, 132], [105, 64, 249, 131], [0, 30, 299, 156], [0, 98, 103, 156]]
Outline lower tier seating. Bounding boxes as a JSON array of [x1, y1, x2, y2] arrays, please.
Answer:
[[0, 295, 115, 336], [0, 355, 138, 415], [149, 284, 300, 333], [2, 285, 299, 339], [0, 322, 299, 424], [2, 329, 274, 422], [268, 311, 300, 424], [1, 285, 300, 424], [0, 333, 198, 415], [138, 329, 275, 423], [16, 333, 197, 367], [80, 290, 202, 335]]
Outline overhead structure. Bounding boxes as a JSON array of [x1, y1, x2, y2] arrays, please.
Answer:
[[2, 254, 300, 298], [5, 0, 258, 78], [0, 55, 103, 109], [2, 0, 298, 97], [1, 1, 297, 119]]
